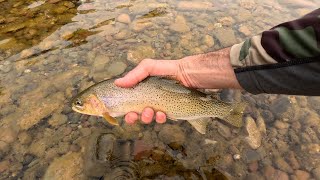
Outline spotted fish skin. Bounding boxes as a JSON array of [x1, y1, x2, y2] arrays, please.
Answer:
[[80, 77, 237, 122]]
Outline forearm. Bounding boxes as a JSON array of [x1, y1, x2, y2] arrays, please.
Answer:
[[230, 8, 320, 95]]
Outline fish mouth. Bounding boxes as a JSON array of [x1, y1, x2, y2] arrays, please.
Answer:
[[72, 106, 82, 113]]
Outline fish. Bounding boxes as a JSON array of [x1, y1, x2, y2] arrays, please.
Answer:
[[71, 77, 246, 134]]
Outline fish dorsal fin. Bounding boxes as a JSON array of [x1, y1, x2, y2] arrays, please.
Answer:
[[188, 118, 210, 134], [103, 112, 119, 125], [223, 102, 246, 128]]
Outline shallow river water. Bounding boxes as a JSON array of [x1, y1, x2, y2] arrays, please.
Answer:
[[0, 0, 320, 179]]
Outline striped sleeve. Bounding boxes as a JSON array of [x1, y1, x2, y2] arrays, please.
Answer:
[[230, 8, 320, 95]]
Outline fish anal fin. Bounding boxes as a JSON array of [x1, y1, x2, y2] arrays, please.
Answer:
[[188, 118, 210, 134], [223, 102, 246, 128], [103, 112, 119, 125]]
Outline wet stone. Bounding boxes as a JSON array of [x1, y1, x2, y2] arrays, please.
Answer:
[[169, 15, 190, 33], [0, 127, 18, 144], [218, 16, 235, 26], [245, 116, 261, 149], [158, 124, 185, 144], [44, 152, 84, 179], [274, 157, 293, 173], [274, 120, 289, 129], [248, 161, 258, 172], [294, 170, 310, 180], [0, 160, 9, 173], [260, 110, 274, 124], [270, 97, 293, 119], [127, 45, 156, 64], [203, 35, 215, 47], [244, 149, 261, 163], [18, 131, 32, 145], [217, 122, 231, 139], [117, 13, 131, 24], [213, 27, 237, 47], [48, 113, 68, 127], [177, 1, 214, 11], [287, 151, 300, 170], [312, 166, 320, 180]]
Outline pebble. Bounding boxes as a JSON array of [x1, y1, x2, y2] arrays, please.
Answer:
[[217, 122, 232, 139], [270, 97, 294, 119], [48, 113, 68, 127], [294, 170, 310, 180], [274, 120, 289, 129], [106, 61, 127, 76], [18, 131, 32, 145], [256, 116, 266, 135], [114, 29, 131, 40], [245, 116, 261, 149], [244, 149, 261, 163], [248, 161, 258, 172], [203, 35, 215, 47], [131, 19, 153, 32], [0, 127, 18, 144], [239, 25, 251, 36], [0, 64, 11, 73], [274, 157, 293, 173], [177, 1, 214, 11], [287, 151, 300, 170], [218, 16, 235, 26], [213, 27, 237, 47], [0, 160, 9, 173], [127, 45, 156, 64], [158, 125, 185, 144], [117, 14, 131, 24], [312, 166, 320, 180], [260, 110, 275, 123], [169, 15, 190, 33], [43, 152, 84, 179], [233, 154, 241, 160]]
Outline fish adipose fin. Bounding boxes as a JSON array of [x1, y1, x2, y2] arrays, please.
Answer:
[[188, 118, 210, 134], [223, 102, 247, 128], [103, 112, 119, 125]]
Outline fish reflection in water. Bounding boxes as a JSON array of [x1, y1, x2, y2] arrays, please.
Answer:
[[83, 131, 228, 180]]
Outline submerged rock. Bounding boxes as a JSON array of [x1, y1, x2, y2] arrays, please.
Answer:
[[274, 157, 293, 173], [158, 125, 185, 145], [117, 14, 131, 24], [127, 45, 155, 64], [43, 152, 85, 180], [245, 117, 261, 149], [213, 28, 237, 47], [177, 1, 214, 11], [169, 15, 190, 33]]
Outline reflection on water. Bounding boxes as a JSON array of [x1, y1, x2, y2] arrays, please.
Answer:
[[0, 0, 319, 179]]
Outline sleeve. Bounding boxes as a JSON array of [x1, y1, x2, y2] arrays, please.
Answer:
[[229, 8, 320, 96]]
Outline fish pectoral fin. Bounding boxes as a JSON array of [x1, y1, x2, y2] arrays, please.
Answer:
[[103, 112, 119, 126], [188, 118, 210, 134], [223, 102, 247, 128]]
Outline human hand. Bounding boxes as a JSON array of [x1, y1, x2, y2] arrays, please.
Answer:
[[115, 47, 241, 124]]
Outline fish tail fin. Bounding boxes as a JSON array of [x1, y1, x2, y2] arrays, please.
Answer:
[[224, 102, 247, 128]]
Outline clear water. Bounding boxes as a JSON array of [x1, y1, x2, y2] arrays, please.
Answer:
[[0, 0, 319, 179]]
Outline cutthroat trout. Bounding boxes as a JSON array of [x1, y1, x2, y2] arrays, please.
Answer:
[[72, 78, 245, 134]]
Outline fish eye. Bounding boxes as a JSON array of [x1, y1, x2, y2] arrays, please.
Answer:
[[74, 99, 83, 107]]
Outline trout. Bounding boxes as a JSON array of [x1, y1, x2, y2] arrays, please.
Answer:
[[71, 77, 245, 134]]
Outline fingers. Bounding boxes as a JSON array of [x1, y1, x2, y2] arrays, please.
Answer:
[[155, 111, 166, 123], [141, 107, 154, 124], [115, 59, 180, 88], [125, 112, 139, 124], [124, 109, 167, 124]]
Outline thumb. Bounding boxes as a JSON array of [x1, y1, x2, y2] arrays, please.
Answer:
[[115, 59, 179, 88]]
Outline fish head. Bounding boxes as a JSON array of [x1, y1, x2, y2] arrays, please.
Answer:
[[71, 92, 106, 116]]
